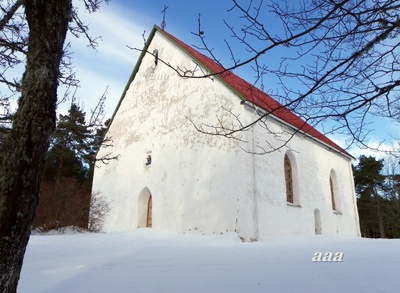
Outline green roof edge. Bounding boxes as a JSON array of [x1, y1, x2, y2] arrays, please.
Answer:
[[105, 24, 245, 138], [101, 25, 352, 160], [105, 26, 158, 130]]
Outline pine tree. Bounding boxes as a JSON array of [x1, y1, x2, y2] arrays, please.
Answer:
[[354, 156, 386, 238], [44, 104, 92, 182], [381, 160, 400, 238], [35, 103, 106, 231], [355, 156, 400, 238]]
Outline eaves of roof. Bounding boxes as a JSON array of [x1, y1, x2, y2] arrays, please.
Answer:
[[155, 25, 354, 160], [108, 25, 353, 160]]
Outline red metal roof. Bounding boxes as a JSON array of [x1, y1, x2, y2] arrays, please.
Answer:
[[156, 26, 352, 159]]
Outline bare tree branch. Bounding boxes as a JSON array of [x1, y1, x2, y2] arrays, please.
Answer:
[[0, 0, 22, 31], [189, 0, 400, 152]]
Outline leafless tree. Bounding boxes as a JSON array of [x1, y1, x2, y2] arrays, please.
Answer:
[[88, 192, 111, 232], [0, 1, 108, 292], [187, 0, 400, 152]]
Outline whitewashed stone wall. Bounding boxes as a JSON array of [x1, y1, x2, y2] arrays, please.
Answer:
[[92, 29, 360, 239]]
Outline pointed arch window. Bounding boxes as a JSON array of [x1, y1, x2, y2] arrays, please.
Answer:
[[329, 170, 341, 213], [284, 154, 294, 204], [329, 176, 336, 211], [147, 196, 152, 228]]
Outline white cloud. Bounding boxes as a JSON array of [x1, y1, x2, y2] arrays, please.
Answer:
[[58, 65, 127, 116], [328, 132, 397, 163], [349, 142, 393, 160], [69, 5, 146, 64], [64, 1, 157, 119]]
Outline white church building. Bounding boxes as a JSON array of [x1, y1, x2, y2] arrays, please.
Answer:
[[92, 25, 361, 240]]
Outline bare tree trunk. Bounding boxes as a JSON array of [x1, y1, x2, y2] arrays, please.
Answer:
[[375, 194, 386, 238], [0, 1, 71, 292]]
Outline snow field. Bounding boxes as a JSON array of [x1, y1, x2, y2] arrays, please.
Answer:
[[19, 229, 399, 293]]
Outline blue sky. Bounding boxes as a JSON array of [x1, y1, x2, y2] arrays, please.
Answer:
[[69, 0, 398, 160], [70, 0, 241, 114]]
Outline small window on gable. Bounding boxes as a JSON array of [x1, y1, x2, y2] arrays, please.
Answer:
[[153, 49, 159, 66], [284, 154, 294, 204]]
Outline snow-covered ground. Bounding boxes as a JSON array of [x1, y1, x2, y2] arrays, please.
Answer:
[[19, 229, 399, 293]]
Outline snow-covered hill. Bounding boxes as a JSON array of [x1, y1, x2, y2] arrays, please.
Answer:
[[19, 229, 399, 293]]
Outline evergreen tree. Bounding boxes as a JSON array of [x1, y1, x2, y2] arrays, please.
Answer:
[[354, 156, 386, 238], [44, 104, 91, 183], [86, 118, 111, 184], [44, 145, 87, 183], [381, 160, 400, 238], [35, 103, 109, 231], [354, 155, 400, 238]]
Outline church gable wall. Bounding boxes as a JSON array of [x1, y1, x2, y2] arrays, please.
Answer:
[[93, 28, 360, 238], [93, 31, 257, 237]]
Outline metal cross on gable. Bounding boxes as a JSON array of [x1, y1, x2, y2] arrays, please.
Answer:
[[161, 5, 168, 30]]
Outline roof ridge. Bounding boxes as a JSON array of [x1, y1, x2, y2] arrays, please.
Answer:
[[154, 26, 353, 159]]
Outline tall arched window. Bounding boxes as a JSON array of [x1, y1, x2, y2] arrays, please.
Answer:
[[284, 154, 294, 203], [329, 169, 340, 212], [329, 176, 336, 211], [147, 196, 152, 228]]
